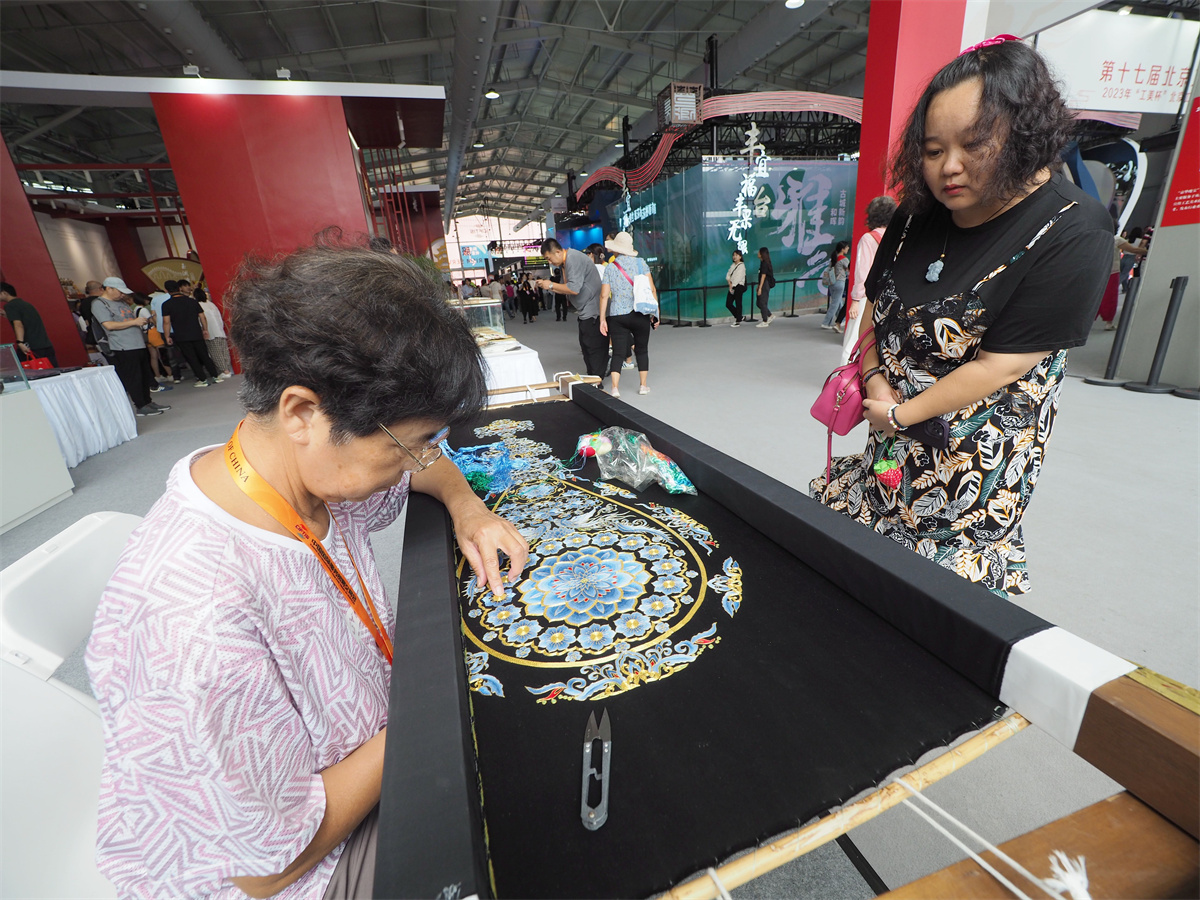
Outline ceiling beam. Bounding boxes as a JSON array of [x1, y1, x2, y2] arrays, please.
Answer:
[[476, 114, 618, 142], [10, 106, 85, 148], [491, 76, 656, 111]]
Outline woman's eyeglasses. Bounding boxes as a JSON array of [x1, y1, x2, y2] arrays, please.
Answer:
[[378, 424, 449, 472]]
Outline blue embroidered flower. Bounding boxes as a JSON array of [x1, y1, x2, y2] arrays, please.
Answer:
[[615, 611, 652, 638], [617, 535, 647, 551], [519, 483, 556, 500], [537, 625, 577, 653], [591, 530, 620, 546], [504, 618, 542, 645], [652, 575, 688, 595], [641, 545, 669, 560], [563, 533, 590, 548], [639, 594, 677, 618], [484, 604, 521, 628], [577, 623, 616, 651], [538, 539, 563, 553], [650, 559, 684, 575], [519, 548, 651, 626]]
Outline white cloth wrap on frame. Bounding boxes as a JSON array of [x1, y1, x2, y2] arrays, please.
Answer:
[[480, 342, 549, 404], [31, 368, 137, 468], [999, 626, 1136, 749]]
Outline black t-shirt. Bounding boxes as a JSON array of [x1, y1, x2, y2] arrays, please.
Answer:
[[865, 173, 1113, 353], [758, 257, 774, 289], [162, 294, 205, 341], [4, 297, 52, 351]]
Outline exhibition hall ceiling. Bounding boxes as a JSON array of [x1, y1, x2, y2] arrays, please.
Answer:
[[1, 0, 1195, 219]]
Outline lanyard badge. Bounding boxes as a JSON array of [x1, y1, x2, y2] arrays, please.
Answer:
[[224, 422, 394, 664]]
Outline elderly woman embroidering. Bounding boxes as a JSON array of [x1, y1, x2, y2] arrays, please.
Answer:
[[810, 38, 1112, 596], [86, 236, 528, 899]]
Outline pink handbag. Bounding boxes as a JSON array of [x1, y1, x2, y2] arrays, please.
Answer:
[[810, 326, 875, 485]]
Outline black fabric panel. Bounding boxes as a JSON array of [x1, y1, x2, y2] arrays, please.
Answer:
[[571, 386, 1052, 697], [374, 493, 491, 900], [401, 400, 1009, 899]]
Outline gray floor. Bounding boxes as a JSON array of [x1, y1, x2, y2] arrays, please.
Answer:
[[5, 307, 1196, 896]]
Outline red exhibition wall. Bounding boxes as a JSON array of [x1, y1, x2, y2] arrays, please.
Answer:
[[850, 0, 967, 284], [151, 92, 370, 304], [0, 137, 88, 365]]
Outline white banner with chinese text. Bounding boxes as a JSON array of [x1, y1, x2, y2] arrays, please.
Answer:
[[1036, 9, 1197, 115]]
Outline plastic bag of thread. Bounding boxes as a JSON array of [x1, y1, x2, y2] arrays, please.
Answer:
[[575, 427, 696, 495]]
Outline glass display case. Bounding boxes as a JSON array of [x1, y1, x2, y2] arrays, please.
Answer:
[[450, 296, 507, 336], [0, 344, 30, 394]]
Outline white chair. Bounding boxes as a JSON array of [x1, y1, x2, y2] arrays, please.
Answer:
[[1, 511, 140, 899]]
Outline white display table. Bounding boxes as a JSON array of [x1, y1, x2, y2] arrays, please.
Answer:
[[0, 388, 74, 534], [30, 368, 137, 468]]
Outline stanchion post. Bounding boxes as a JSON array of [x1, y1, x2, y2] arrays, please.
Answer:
[[785, 279, 799, 317], [1084, 276, 1141, 387], [699, 286, 711, 327], [1125, 275, 1189, 394], [672, 288, 693, 328]]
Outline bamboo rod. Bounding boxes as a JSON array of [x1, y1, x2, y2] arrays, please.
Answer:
[[661, 713, 1030, 900]]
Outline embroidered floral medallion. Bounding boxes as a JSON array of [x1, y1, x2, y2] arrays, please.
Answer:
[[454, 420, 742, 703]]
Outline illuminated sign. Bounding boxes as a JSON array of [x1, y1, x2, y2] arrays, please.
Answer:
[[619, 199, 657, 231], [727, 122, 772, 254]]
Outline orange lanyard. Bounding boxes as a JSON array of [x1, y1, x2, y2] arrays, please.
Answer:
[[224, 422, 393, 664]]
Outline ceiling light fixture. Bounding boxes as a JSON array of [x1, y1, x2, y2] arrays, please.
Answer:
[[785, 0, 806, 7], [473, 141, 485, 148], [484, 89, 500, 99], [614, 142, 624, 149], [1117, 4, 1133, 13], [579, 171, 588, 176]]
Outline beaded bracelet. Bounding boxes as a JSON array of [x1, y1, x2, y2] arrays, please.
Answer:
[[886, 404, 903, 430]]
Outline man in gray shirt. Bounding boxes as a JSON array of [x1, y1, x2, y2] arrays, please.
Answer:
[[92, 277, 170, 416], [537, 238, 606, 376]]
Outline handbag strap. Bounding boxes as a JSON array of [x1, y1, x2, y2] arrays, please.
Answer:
[[849, 325, 875, 362], [611, 259, 634, 286], [824, 325, 876, 490]]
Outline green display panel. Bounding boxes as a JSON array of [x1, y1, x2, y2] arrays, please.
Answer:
[[613, 158, 858, 320]]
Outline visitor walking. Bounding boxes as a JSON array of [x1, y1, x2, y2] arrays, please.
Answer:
[[599, 232, 657, 397], [725, 250, 747, 326], [755, 247, 775, 327]]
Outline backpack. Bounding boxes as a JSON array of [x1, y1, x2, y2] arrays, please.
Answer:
[[821, 265, 834, 288], [89, 300, 115, 358]]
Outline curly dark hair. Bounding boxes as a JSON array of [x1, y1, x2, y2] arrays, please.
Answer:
[[889, 40, 1075, 214], [227, 230, 486, 441]]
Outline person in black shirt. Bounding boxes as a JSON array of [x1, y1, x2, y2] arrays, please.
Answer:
[[1, 282, 58, 367], [163, 281, 221, 387], [755, 248, 775, 326], [811, 38, 1112, 597]]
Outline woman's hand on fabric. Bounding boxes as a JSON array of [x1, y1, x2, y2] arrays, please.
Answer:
[[864, 373, 900, 405], [451, 499, 530, 598], [862, 398, 897, 435]]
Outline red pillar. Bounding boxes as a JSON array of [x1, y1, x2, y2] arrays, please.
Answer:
[[0, 137, 87, 365], [851, 0, 968, 275], [151, 93, 369, 304], [103, 221, 157, 294]]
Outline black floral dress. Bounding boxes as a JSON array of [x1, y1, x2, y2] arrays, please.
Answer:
[[810, 202, 1081, 596]]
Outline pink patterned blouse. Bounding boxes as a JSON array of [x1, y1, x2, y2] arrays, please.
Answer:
[[86, 448, 408, 898]]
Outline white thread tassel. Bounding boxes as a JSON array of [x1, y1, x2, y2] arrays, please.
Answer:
[[1045, 851, 1091, 900]]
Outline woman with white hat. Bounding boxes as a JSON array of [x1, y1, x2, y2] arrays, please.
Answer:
[[599, 231, 658, 397]]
